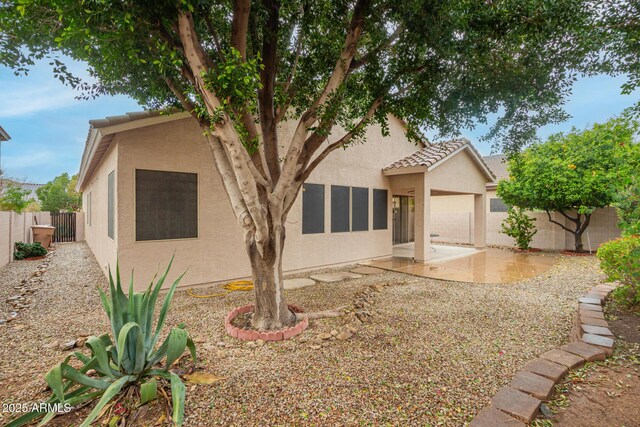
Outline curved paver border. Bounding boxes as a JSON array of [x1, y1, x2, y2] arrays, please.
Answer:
[[225, 304, 309, 341], [471, 282, 619, 426]]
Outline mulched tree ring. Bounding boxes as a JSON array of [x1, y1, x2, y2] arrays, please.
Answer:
[[225, 304, 309, 341], [561, 250, 595, 256]]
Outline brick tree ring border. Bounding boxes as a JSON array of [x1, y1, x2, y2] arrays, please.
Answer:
[[225, 304, 309, 341]]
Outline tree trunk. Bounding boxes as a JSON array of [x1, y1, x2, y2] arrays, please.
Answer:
[[574, 231, 584, 252], [245, 224, 296, 330]]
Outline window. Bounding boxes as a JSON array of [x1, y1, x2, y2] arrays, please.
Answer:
[[331, 185, 350, 233], [86, 192, 91, 226], [135, 169, 198, 241], [490, 198, 509, 213], [107, 172, 115, 239], [373, 189, 388, 230], [302, 183, 324, 234], [351, 187, 368, 231]]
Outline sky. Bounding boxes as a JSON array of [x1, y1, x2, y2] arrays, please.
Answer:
[[0, 58, 638, 184]]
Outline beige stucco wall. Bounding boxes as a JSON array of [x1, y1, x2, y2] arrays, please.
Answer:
[[0, 211, 57, 268], [92, 115, 419, 290], [433, 189, 621, 250], [83, 142, 119, 277]]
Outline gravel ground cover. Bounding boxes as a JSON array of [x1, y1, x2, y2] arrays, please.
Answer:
[[0, 243, 604, 426]]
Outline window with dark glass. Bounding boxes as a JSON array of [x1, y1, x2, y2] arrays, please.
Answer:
[[351, 187, 368, 231], [302, 183, 324, 234], [331, 185, 350, 233], [107, 172, 114, 239], [373, 189, 388, 230], [490, 198, 509, 213], [135, 169, 198, 241]]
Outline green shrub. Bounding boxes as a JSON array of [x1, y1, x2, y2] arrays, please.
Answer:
[[597, 236, 640, 307], [615, 179, 640, 236], [13, 242, 47, 260], [500, 207, 538, 250], [7, 258, 195, 427]]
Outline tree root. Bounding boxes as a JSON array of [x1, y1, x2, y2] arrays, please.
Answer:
[[295, 306, 348, 320]]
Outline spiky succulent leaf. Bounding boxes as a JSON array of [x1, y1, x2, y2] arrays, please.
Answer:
[[79, 375, 134, 427], [169, 372, 186, 426], [140, 378, 157, 405], [164, 328, 188, 369]]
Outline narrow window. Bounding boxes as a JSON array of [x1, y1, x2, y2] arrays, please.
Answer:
[[302, 183, 324, 234], [351, 187, 369, 232], [107, 172, 115, 239], [373, 189, 388, 230], [490, 198, 509, 213], [87, 192, 91, 226], [331, 185, 350, 233], [135, 169, 198, 241]]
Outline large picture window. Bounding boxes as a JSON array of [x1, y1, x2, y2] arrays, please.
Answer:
[[135, 169, 198, 241], [302, 183, 324, 234], [373, 189, 388, 230]]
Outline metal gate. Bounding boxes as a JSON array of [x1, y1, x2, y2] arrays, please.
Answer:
[[50, 212, 76, 242]]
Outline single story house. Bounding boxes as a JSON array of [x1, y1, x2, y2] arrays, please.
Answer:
[[76, 112, 494, 290]]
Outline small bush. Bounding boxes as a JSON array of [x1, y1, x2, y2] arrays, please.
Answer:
[[13, 242, 47, 260], [500, 207, 537, 250], [597, 236, 640, 307]]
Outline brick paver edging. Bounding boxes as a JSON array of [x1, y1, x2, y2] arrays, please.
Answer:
[[225, 304, 309, 341], [470, 282, 618, 426]]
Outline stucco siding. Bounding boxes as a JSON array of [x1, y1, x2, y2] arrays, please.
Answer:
[[99, 115, 419, 290], [83, 142, 119, 277]]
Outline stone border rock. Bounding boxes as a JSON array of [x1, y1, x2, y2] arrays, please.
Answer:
[[470, 282, 618, 426], [225, 304, 309, 341], [0, 250, 55, 326]]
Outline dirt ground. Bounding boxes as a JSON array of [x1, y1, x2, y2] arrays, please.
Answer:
[[0, 242, 605, 426], [545, 304, 640, 427]]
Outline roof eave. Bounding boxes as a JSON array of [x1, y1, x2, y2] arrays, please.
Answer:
[[0, 126, 11, 142], [76, 112, 192, 191]]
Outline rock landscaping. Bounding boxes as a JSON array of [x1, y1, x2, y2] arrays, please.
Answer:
[[0, 243, 606, 426], [470, 281, 619, 426]]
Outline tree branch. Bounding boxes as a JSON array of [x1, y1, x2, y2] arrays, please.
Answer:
[[558, 210, 580, 224], [231, 0, 251, 59], [258, 0, 282, 183], [546, 210, 576, 234], [274, 0, 371, 203], [349, 24, 404, 71]]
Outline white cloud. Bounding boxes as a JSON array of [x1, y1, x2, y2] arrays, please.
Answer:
[[0, 83, 78, 118]]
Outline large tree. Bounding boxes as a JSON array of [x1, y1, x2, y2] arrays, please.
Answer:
[[36, 172, 82, 212], [498, 117, 639, 252], [0, 0, 621, 329]]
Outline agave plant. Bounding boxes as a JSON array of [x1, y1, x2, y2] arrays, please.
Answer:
[[8, 257, 196, 427]]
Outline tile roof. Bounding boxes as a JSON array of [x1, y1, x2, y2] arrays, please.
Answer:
[[384, 138, 495, 180], [384, 138, 466, 170], [482, 154, 508, 180]]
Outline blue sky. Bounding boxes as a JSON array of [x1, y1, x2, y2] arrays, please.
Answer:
[[0, 58, 638, 184]]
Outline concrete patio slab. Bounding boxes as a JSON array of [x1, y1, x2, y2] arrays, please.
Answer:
[[309, 272, 362, 283], [283, 278, 316, 290], [367, 246, 557, 284]]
